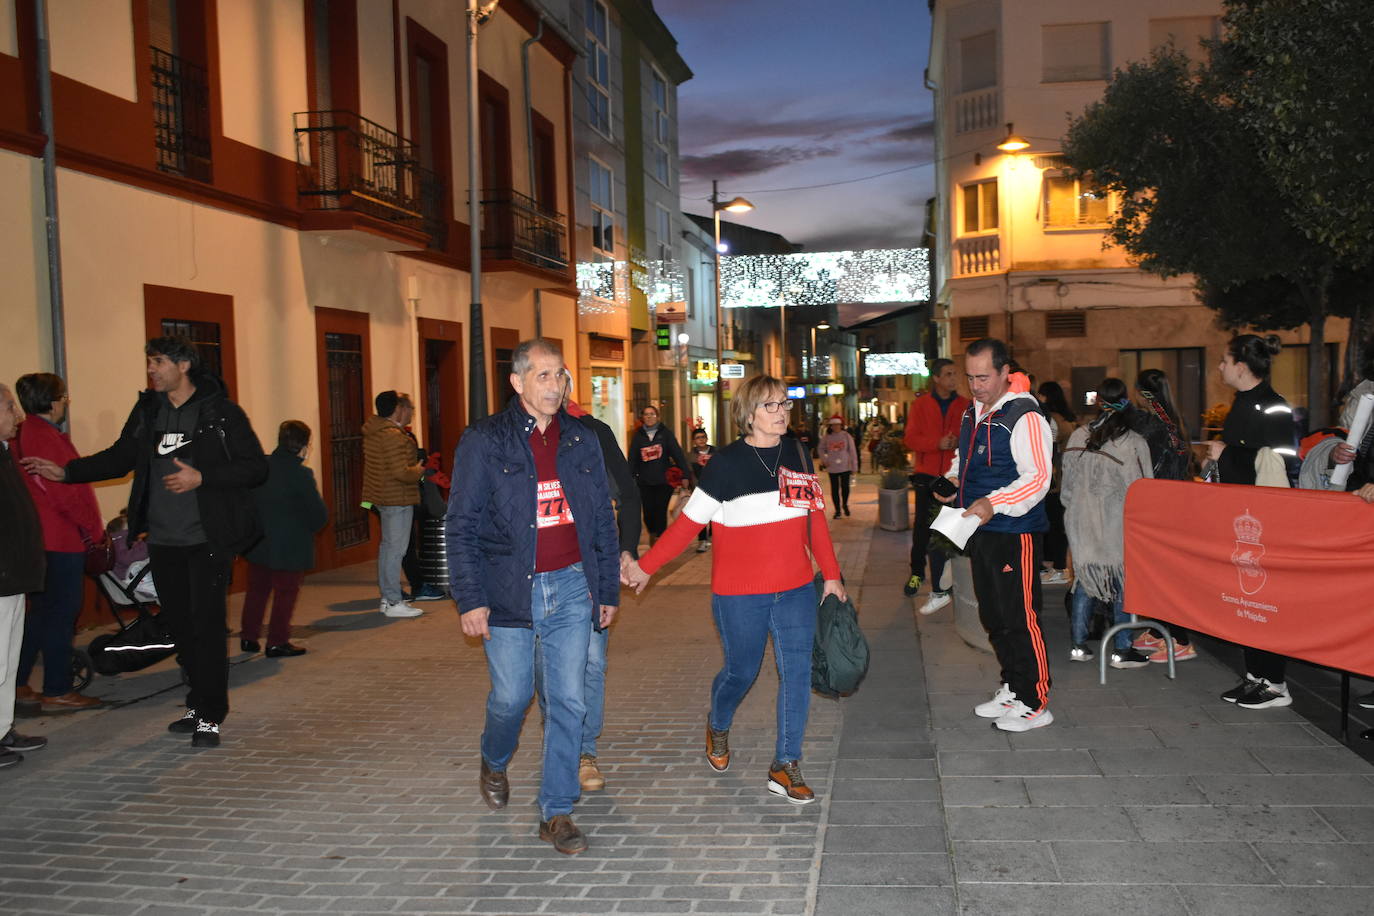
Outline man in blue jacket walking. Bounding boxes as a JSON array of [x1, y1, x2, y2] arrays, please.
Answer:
[[446, 338, 620, 855]]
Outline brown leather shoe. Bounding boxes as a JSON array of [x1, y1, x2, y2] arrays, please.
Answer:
[[767, 760, 816, 805], [15, 685, 38, 703], [479, 759, 509, 811], [40, 692, 104, 711], [706, 720, 730, 772], [538, 814, 588, 855], [578, 754, 605, 791]]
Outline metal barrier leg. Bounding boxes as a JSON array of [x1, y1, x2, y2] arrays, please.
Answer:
[[1098, 615, 1176, 685]]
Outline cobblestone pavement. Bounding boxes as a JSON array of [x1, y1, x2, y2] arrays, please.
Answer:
[[3, 476, 1372, 915]]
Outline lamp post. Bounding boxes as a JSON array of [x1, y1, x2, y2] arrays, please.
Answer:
[[676, 331, 691, 441], [809, 320, 830, 426], [711, 180, 753, 442], [466, 0, 500, 421]]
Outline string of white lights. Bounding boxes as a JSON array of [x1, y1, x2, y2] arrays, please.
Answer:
[[719, 248, 930, 308]]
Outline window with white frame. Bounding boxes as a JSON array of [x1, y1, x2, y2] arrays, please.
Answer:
[[1043, 170, 1111, 228], [589, 157, 614, 254], [1042, 22, 1110, 83], [585, 0, 611, 137], [655, 204, 672, 262], [651, 69, 671, 186], [960, 180, 998, 234]]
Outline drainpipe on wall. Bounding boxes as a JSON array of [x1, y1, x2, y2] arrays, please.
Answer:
[[35, 0, 68, 379], [521, 17, 545, 340], [466, 0, 489, 421]]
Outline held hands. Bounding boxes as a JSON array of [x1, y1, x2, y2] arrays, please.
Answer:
[[621, 558, 651, 594], [821, 578, 847, 604], [20, 456, 65, 481], [461, 606, 492, 640], [599, 604, 618, 627], [162, 458, 203, 494]]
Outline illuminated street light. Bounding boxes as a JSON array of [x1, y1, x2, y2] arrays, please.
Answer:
[[997, 121, 1031, 152]]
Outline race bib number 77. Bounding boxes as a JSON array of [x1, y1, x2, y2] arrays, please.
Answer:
[[778, 467, 825, 510], [537, 479, 576, 528]]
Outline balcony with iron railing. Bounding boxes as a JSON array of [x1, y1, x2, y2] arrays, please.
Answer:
[[293, 110, 445, 251], [480, 188, 569, 273], [151, 47, 212, 182]]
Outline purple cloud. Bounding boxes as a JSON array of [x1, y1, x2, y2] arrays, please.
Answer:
[[680, 145, 838, 181]]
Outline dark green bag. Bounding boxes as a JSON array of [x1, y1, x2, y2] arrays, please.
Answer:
[[811, 581, 869, 698]]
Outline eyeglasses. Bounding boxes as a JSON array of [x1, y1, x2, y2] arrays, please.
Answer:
[[759, 400, 793, 414]]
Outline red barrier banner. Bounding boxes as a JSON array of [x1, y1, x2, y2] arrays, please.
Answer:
[[1123, 479, 1374, 678]]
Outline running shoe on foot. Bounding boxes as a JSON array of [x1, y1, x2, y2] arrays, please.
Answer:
[[1110, 648, 1151, 669], [1221, 674, 1262, 703], [903, 574, 923, 597], [1235, 680, 1292, 709], [994, 701, 1054, 732], [918, 591, 952, 615], [1149, 642, 1197, 663], [974, 683, 1017, 718], [1069, 644, 1094, 662]]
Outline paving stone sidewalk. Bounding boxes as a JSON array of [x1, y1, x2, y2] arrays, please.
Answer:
[[2, 476, 1372, 915]]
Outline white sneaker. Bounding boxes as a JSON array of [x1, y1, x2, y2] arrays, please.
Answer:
[[1039, 569, 1068, 584], [974, 683, 1016, 718], [381, 600, 423, 618], [917, 592, 952, 616], [995, 701, 1054, 732]]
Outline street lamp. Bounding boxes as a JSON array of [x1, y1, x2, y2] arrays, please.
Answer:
[[996, 122, 1031, 152], [712, 180, 754, 442]]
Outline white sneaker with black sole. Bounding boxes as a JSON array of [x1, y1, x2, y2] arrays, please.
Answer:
[[994, 700, 1054, 732], [974, 683, 1016, 718], [1235, 680, 1292, 709]]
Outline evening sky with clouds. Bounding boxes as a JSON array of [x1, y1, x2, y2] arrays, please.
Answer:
[[654, 0, 934, 252]]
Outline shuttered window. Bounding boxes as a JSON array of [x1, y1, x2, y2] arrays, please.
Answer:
[[1042, 22, 1110, 83], [959, 315, 990, 341], [1045, 311, 1087, 339]]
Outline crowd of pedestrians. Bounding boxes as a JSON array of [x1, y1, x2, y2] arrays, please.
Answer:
[[5, 328, 1374, 859]]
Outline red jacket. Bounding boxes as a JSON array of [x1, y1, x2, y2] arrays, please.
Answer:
[[14, 417, 103, 553], [904, 391, 970, 477]]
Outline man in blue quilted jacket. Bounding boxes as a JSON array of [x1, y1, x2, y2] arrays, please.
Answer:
[[446, 338, 620, 856]]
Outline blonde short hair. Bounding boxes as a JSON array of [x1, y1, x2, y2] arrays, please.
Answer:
[[730, 374, 786, 436]]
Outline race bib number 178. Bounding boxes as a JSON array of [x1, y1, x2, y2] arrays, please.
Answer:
[[778, 467, 825, 510]]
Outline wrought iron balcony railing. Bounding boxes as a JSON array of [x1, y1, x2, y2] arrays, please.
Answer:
[[480, 187, 569, 271], [151, 47, 211, 182], [294, 110, 445, 249]]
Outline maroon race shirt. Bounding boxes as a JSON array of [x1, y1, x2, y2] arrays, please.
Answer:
[[530, 414, 582, 572]]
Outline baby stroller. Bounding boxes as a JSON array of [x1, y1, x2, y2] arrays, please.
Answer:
[[80, 563, 180, 687]]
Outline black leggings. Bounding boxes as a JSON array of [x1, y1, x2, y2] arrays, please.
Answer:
[[828, 471, 851, 512]]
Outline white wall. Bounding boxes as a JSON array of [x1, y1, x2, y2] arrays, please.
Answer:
[[217, 0, 308, 161], [0, 150, 52, 376], [49, 0, 136, 102]]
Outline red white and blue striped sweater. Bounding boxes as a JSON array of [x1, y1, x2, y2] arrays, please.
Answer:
[[638, 437, 842, 595]]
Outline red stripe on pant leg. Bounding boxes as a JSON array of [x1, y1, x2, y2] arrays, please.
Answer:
[[1021, 533, 1050, 708]]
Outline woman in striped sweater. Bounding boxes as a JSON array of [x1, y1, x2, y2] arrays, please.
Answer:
[[623, 375, 846, 805]]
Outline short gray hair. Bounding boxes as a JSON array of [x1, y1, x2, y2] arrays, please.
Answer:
[[511, 338, 564, 376]]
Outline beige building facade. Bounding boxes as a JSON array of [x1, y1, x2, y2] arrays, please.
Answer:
[[928, 0, 1347, 437]]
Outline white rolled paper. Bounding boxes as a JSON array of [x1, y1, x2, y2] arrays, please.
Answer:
[[1330, 392, 1374, 489]]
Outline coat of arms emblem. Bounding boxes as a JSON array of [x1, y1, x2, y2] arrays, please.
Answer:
[[1231, 510, 1266, 596]]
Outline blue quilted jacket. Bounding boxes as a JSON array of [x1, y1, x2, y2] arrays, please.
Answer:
[[446, 397, 621, 627]]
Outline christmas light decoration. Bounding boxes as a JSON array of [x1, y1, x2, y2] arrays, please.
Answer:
[[864, 352, 930, 376], [719, 247, 929, 309], [576, 253, 685, 316]]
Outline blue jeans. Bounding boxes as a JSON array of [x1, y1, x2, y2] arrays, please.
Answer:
[[710, 583, 816, 764], [535, 622, 608, 757], [1070, 582, 1130, 652], [481, 562, 592, 820], [19, 551, 85, 697], [376, 505, 413, 604]]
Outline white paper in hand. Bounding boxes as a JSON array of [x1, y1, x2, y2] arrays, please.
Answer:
[[1331, 393, 1374, 489], [932, 505, 982, 550]]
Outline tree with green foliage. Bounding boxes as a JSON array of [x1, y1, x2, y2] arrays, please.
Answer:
[[1062, 0, 1374, 425]]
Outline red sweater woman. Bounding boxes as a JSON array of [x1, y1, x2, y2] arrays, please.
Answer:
[[13, 373, 104, 709]]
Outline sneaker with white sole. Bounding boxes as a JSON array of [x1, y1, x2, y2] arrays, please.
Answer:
[[995, 701, 1054, 732], [1069, 644, 1094, 662], [1235, 680, 1292, 709], [974, 683, 1017, 718], [381, 599, 423, 618], [1356, 690, 1374, 710], [1110, 648, 1151, 669], [1133, 632, 1164, 652], [191, 719, 220, 748], [1149, 642, 1197, 663], [1039, 569, 1068, 585], [918, 591, 952, 616], [1221, 673, 1262, 703], [903, 573, 923, 597]]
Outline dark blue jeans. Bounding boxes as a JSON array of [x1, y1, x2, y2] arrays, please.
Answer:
[[709, 582, 816, 764], [19, 550, 85, 697]]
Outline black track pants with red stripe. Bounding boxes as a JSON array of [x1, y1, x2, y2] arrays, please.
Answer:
[[968, 530, 1052, 711]]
